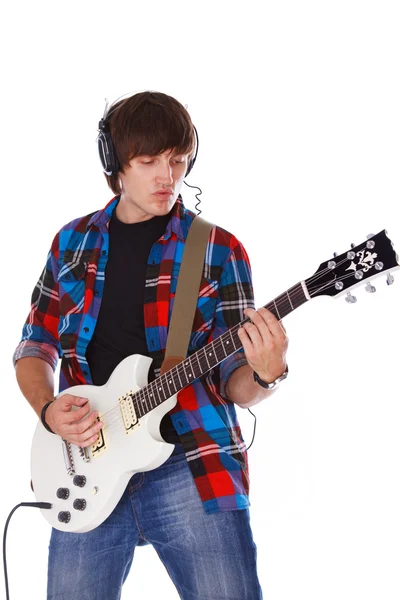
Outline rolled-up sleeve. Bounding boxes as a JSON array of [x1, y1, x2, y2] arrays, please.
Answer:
[[13, 236, 62, 371], [210, 237, 256, 400]]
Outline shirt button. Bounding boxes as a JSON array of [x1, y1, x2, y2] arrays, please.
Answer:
[[94, 290, 99, 296], [83, 327, 89, 333], [82, 370, 88, 376], [102, 250, 107, 256], [65, 274, 71, 280]]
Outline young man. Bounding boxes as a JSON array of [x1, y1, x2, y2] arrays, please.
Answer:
[[14, 91, 288, 599]]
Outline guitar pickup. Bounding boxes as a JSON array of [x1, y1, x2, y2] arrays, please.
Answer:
[[118, 392, 140, 434]]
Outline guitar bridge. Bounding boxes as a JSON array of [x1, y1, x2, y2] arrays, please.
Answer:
[[118, 392, 140, 434]]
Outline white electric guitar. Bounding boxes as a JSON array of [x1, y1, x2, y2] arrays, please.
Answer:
[[30, 231, 399, 533]]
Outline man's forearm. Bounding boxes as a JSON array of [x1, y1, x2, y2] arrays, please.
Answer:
[[225, 364, 277, 409], [15, 357, 55, 418]]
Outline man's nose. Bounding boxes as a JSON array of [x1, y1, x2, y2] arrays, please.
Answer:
[[156, 162, 174, 182]]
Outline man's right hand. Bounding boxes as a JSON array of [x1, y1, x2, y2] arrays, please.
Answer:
[[45, 395, 103, 447]]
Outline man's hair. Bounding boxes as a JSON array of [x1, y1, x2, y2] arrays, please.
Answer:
[[104, 91, 197, 195]]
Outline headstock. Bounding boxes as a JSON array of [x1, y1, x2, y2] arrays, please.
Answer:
[[305, 230, 399, 302]]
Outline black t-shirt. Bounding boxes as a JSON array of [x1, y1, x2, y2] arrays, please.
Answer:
[[85, 207, 180, 443]]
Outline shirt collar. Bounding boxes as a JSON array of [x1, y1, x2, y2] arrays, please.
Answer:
[[86, 194, 189, 241]]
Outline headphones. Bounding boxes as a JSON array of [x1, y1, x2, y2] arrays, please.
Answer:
[[97, 93, 199, 178]]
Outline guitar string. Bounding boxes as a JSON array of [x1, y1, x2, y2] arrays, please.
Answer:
[[95, 248, 370, 429], [90, 240, 376, 427], [90, 264, 378, 436], [91, 258, 380, 433], [90, 249, 369, 429]]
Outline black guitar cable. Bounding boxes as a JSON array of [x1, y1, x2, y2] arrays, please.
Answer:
[[3, 502, 52, 600], [182, 181, 258, 450], [246, 409, 257, 450]]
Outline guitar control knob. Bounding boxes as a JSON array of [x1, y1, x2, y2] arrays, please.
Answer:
[[56, 487, 70, 500], [58, 511, 71, 523], [73, 475, 87, 488], [365, 283, 376, 293], [73, 498, 87, 511], [387, 273, 394, 285]]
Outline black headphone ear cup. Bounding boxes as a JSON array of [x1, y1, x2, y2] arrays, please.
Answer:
[[97, 125, 120, 175]]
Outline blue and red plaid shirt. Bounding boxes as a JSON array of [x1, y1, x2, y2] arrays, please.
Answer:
[[13, 194, 256, 513]]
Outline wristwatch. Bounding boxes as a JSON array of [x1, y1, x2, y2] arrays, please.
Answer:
[[253, 365, 289, 390]]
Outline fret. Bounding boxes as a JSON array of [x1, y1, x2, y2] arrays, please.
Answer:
[[229, 328, 237, 350], [163, 374, 174, 398], [286, 290, 294, 311], [214, 337, 226, 362], [156, 380, 167, 403], [150, 382, 160, 408], [178, 362, 189, 387], [273, 299, 281, 319], [289, 283, 308, 310], [231, 326, 242, 351], [187, 354, 199, 380], [218, 336, 228, 358], [136, 391, 147, 415], [131, 394, 142, 419], [176, 363, 184, 388], [183, 358, 195, 383], [222, 332, 233, 354], [170, 371, 179, 394], [196, 352, 202, 376], [209, 343, 218, 365], [203, 347, 211, 369], [145, 387, 154, 411]]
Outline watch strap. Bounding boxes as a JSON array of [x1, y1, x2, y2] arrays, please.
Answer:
[[253, 365, 289, 390]]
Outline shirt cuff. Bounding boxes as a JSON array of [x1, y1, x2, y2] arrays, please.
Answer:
[[219, 349, 249, 400], [13, 341, 59, 372]]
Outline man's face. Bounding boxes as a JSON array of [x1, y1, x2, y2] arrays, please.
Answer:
[[118, 149, 189, 221]]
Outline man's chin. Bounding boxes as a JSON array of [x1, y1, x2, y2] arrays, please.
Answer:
[[152, 195, 176, 211]]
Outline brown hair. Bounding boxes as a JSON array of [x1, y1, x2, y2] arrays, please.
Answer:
[[103, 91, 197, 195]]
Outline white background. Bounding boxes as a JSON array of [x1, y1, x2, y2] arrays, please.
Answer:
[[1, 1, 400, 599]]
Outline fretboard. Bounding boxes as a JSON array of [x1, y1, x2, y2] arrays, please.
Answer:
[[131, 281, 308, 416]]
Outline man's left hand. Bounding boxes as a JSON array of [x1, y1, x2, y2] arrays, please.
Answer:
[[237, 307, 288, 384]]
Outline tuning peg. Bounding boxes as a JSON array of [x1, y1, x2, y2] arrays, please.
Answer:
[[333, 252, 338, 258], [387, 273, 394, 285], [366, 233, 375, 239], [345, 292, 357, 304], [365, 282, 376, 293], [351, 243, 356, 249]]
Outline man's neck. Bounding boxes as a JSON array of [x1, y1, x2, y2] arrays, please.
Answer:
[[116, 196, 154, 224]]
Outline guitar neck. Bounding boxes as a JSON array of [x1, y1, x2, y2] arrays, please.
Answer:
[[133, 281, 309, 416]]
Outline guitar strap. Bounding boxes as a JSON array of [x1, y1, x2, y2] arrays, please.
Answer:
[[160, 215, 214, 376]]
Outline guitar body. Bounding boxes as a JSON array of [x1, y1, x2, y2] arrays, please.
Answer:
[[31, 354, 177, 533]]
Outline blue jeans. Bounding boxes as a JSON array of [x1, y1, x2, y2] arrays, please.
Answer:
[[47, 444, 263, 599]]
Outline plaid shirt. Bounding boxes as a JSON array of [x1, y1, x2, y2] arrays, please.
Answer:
[[14, 194, 256, 513]]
